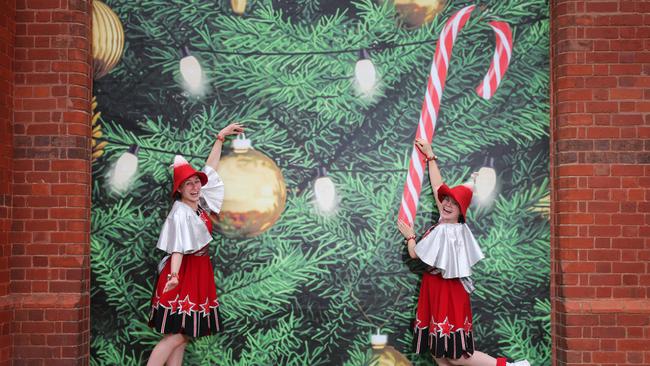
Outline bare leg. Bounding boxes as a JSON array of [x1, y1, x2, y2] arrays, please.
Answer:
[[434, 357, 454, 366], [166, 337, 188, 366], [146, 334, 187, 366], [447, 351, 497, 366]]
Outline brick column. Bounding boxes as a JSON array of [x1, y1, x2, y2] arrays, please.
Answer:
[[11, 0, 92, 364], [551, 1, 650, 365], [0, 0, 16, 364]]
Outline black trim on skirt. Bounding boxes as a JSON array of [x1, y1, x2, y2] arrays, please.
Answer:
[[414, 326, 475, 359], [148, 304, 223, 338]]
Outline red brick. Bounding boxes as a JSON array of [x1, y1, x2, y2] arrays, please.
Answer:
[[586, 127, 620, 138], [590, 274, 622, 285], [558, 164, 594, 176], [586, 101, 619, 113], [558, 189, 594, 201], [592, 351, 627, 363], [612, 165, 645, 176], [588, 249, 621, 261], [611, 88, 645, 100], [585, 2, 619, 13], [562, 262, 597, 273], [612, 214, 645, 225], [588, 176, 621, 188], [50, 160, 87, 172]]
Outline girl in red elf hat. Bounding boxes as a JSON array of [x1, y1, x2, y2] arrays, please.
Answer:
[[146, 123, 243, 366], [398, 138, 530, 366]]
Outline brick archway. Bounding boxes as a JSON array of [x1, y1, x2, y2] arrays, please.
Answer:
[[1, 1, 648, 365]]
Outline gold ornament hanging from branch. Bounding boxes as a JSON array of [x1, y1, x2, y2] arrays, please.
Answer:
[[91, 96, 108, 162], [380, 0, 445, 28], [92, 0, 125, 79], [231, 0, 246, 15], [370, 333, 412, 366], [214, 135, 287, 238]]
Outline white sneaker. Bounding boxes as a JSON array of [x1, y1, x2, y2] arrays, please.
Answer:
[[507, 361, 531, 366]]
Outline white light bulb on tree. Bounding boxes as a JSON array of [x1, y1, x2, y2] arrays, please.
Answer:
[[110, 144, 139, 193], [475, 158, 497, 203], [314, 168, 337, 213], [355, 49, 377, 92], [179, 46, 202, 92]]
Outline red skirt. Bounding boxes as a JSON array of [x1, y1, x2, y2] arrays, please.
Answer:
[[413, 272, 475, 359], [148, 247, 222, 338]]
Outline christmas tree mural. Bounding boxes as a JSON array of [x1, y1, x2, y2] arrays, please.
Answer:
[[91, 0, 550, 365]]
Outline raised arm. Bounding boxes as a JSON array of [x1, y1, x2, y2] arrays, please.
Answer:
[[414, 138, 443, 212], [206, 123, 244, 171]]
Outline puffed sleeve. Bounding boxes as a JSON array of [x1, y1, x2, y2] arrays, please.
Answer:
[[200, 166, 225, 213], [156, 204, 212, 254]]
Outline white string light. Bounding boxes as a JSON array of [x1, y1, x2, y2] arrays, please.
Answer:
[[354, 49, 377, 93], [179, 46, 203, 93], [314, 167, 338, 214], [109, 144, 139, 193], [474, 157, 497, 204]]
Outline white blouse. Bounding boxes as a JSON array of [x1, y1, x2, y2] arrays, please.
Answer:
[[155, 166, 225, 254], [414, 223, 485, 279]]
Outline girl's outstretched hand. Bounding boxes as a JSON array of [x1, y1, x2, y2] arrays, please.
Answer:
[[219, 123, 244, 137]]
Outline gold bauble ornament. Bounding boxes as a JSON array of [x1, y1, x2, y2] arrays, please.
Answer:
[[91, 96, 108, 162], [92, 0, 125, 79], [381, 0, 445, 28], [231, 0, 246, 15], [370, 334, 412, 366], [215, 135, 286, 238]]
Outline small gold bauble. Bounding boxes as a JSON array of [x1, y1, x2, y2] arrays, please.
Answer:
[[371, 334, 412, 366], [231, 0, 246, 15], [92, 0, 125, 79], [381, 0, 445, 28], [215, 137, 286, 238], [91, 96, 107, 162]]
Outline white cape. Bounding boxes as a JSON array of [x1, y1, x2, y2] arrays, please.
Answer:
[[156, 166, 225, 254], [414, 223, 485, 279]]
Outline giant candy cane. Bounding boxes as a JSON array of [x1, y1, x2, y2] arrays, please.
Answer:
[[398, 5, 513, 225]]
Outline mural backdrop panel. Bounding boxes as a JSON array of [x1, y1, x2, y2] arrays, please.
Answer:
[[91, 0, 550, 364]]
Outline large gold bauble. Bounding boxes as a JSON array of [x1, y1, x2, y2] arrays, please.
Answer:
[[382, 0, 445, 28], [92, 0, 125, 79], [371, 335, 412, 366], [215, 142, 286, 238]]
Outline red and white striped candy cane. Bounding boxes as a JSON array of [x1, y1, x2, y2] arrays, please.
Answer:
[[397, 6, 513, 225], [476, 21, 513, 99]]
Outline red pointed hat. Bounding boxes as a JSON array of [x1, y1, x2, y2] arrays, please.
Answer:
[[437, 183, 473, 218], [171, 155, 207, 196]]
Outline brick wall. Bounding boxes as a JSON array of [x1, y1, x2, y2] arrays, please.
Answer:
[[0, 0, 649, 364], [0, 0, 16, 364], [551, 1, 650, 365], [9, 0, 92, 365]]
